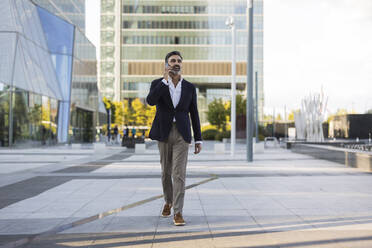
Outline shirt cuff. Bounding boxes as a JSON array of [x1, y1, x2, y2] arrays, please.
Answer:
[[162, 79, 169, 86], [195, 141, 203, 144]]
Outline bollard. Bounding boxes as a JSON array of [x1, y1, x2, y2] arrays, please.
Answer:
[[94, 143, 106, 153], [214, 143, 225, 154], [254, 142, 264, 154], [135, 143, 146, 153], [72, 144, 80, 149]]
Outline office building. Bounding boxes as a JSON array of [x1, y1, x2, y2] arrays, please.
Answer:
[[329, 114, 372, 139], [100, 0, 264, 123]]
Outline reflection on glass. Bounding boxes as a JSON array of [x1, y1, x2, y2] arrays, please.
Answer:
[[70, 107, 94, 143], [28, 93, 42, 142], [37, 5, 75, 143], [9, 91, 58, 146], [50, 98, 58, 141], [12, 89, 29, 145], [41, 96, 51, 144], [0, 83, 10, 146], [36, 6, 74, 55]]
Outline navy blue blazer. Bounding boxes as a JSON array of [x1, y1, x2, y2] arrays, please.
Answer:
[[146, 78, 202, 144]]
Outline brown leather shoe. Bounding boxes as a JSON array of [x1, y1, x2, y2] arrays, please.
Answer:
[[173, 212, 185, 226], [161, 203, 172, 217]]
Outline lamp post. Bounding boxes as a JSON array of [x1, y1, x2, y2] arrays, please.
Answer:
[[255, 71, 259, 143], [226, 16, 236, 156], [246, 0, 254, 161], [285, 105, 287, 140], [103, 97, 112, 143]]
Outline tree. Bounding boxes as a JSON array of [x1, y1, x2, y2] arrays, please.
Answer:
[[236, 94, 246, 115], [110, 98, 156, 127], [335, 108, 348, 116], [263, 114, 273, 122], [287, 110, 298, 121], [225, 94, 246, 116], [131, 98, 147, 125], [28, 104, 41, 126], [102, 96, 112, 123], [13, 92, 29, 141], [102, 96, 112, 110], [207, 98, 228, 131], [123, 99, 135, 125], [145, 104, 156, 127], [327, 108, 353, 123], [276, 114, 282, 121], [113, 101, 125, 126]]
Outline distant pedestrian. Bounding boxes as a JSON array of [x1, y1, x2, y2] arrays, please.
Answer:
[[125, 126, 129, 138], [107, 126, 111, 142], [41, 125, 47, 145], [113, 125, 119, 142], [132, 127, 136, 138], [123, 127, 128, 138]]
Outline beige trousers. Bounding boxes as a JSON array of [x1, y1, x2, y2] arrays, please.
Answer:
[[158, 123, 189, 214]]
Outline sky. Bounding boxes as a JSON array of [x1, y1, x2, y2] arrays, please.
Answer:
[[264, 0, 372, 116], [86, 0, 372, 117], [85, 0, 100, 54]]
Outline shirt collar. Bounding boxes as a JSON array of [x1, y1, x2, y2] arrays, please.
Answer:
[[168, 77, 183, 89]]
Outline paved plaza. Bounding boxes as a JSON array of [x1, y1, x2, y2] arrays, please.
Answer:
[[1, 141, 372, 247]]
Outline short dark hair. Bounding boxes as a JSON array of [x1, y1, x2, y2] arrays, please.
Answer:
[[165, 51, 183, 63]]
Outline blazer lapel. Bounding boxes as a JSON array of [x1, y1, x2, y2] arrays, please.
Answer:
[[164, 83, 174, 109]]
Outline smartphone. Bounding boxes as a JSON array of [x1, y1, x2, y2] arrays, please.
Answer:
[[165, 62, 175, 75]]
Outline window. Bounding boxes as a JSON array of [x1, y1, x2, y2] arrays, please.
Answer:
[[123, 5, 134, 13], [123, 21, 130, 28]]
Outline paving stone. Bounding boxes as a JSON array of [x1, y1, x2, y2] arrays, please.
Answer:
[[0, 141, 372, 247]]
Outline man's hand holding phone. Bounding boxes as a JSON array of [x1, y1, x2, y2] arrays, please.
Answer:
[[163, 66, 170, 82], [164, 63, 176, 82]]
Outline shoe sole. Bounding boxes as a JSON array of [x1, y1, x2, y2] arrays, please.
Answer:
[[173, 220, 185, 226]]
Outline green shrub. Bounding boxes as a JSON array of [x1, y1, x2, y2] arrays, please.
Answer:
[[215, 132, 222, 141], [222, 131, 231, 139], [201, 124, 218, 132], [202, 129, 219, 140], [215, 130, 231, 141]]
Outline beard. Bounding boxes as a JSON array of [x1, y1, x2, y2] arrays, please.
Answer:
[[170, 65, 181, 75]]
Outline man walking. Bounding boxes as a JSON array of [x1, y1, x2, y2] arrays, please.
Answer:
[[146, 51, 202, 226]]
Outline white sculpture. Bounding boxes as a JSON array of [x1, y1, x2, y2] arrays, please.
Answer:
[[294, 111, 306, 140], [294, 91, 328, 142]]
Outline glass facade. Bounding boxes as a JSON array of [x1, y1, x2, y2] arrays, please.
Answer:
[[69, 32, 100, 143], [0, 0, 103, 147], [0, 83, 10, 147], [34, 0, 106, 143], [70, 107, 94, 143], [0, 0, 66, 147], [0, 81, 60, 147], [100, 0, 264, 123], [33, 0, 86, 32], [9, 88, 60, 147], [36, 6, 74, 143]]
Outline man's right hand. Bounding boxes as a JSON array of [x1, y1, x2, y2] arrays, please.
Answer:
[[163, 67, 170, 82]]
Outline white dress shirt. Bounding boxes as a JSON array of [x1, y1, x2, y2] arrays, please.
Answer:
[[162, 77, 182, 112], [162, 77, 202, 144]]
